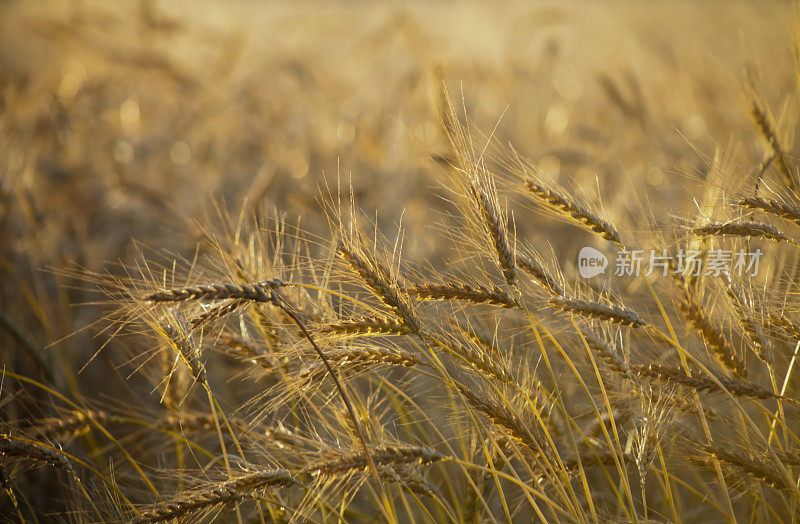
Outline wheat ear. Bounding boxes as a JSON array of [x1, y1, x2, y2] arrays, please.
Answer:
[[678, 296, 747, 378], [692, 221, 792, 245], [298, 347, 424, 381], [320, 316, 411, 337], [132, 468, 298, 523], [337, 244, 423, 334], [0, 435, 75, 472], [516, 253, 565, 297], [525, 179, 622, 245], [306, 445, 446, 477], [457, 385, 543, 455], [749, 98, 797, 192], [633, 364, 779, 400], [468, 176, 518, 286], [720, 272, 772, 364], [739, 196, 800, 227], [404, 282, 522, 309], [145, 280, 284, 303], [700, 443, 791, 491], [190, 299, 246, 329], [550, 297, 646, 328]]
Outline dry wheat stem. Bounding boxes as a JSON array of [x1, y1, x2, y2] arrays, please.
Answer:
[[268, 289, 390, 507]]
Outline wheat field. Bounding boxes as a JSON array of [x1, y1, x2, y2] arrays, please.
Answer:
[[3, 1, 800, 522]]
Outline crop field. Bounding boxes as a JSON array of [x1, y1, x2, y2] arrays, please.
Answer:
[[3, 1, 800, 522]]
